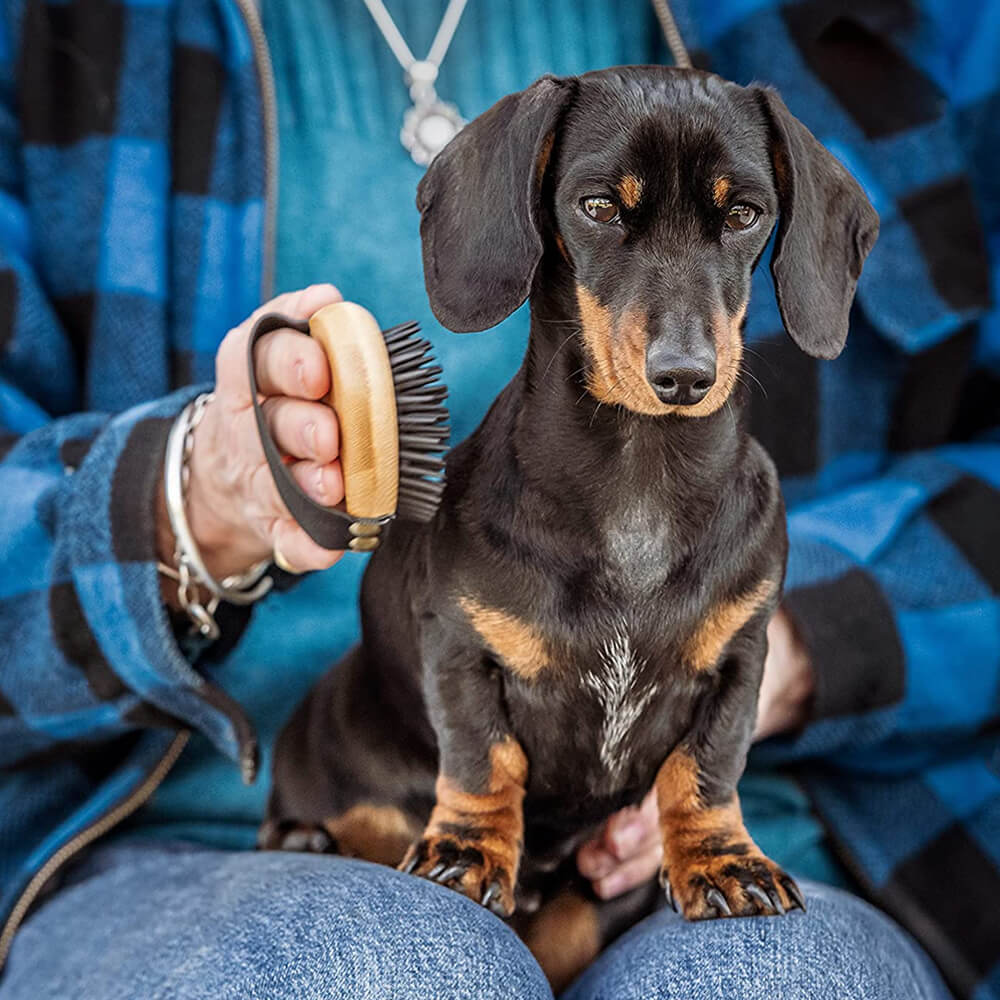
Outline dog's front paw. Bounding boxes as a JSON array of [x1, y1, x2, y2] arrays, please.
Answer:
[[660, 846, 805, 920], [400, 833, 518, 917]]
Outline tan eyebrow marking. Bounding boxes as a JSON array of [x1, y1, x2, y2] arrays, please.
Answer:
[[617, 174, 643, 209], [713, 177, 731, 207]]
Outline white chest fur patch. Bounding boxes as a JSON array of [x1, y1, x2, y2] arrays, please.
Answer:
[[583, 620, 658, 778]]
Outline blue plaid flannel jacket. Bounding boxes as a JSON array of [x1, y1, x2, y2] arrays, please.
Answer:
[[0, 0, 998, 994]]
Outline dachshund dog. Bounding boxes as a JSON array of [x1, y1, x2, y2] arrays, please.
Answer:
[[261, 66, 878, 989]]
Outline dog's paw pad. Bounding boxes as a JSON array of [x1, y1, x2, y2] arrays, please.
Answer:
[[661, 849, 804, 920], [400, 834, 517, 916]]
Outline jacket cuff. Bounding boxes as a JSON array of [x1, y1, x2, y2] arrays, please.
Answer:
[[61, 387, 258, 775], [782, 564, 905, 722]]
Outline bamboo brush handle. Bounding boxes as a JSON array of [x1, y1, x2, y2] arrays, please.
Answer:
[[308, 302, 399, 520], [246, 308, 396, 552]]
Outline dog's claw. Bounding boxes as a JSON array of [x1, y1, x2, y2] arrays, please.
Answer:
[[276, 825, 333, 854], [438, 864, 467, 885], [767, 888, 786, 915], [663, 878, 677, 912], [745, 883, 771, 911], [706, 888, 732, 916], [482, 881, 508, 916], [307, 830, 334, 853], [783, 878, 806, 912], [401, 855, 420, 875]]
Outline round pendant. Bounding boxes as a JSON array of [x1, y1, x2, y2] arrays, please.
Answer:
[[401, 99, 465, 166]]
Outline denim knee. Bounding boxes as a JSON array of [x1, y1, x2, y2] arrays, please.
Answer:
[[561, 880, 951, 1000], [3, 846, 552, 1000]]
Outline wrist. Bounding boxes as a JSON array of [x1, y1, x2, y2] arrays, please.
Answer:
[[158, 396, 273, 636]]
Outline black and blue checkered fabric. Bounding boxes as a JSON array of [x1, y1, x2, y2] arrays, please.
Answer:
[[0, 0, 998, 994]]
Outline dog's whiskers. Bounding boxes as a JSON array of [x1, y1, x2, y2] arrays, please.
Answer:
[[740, 344, 777, 376], [724, 397, 738, 436], [540, 328, 583, 382], [737, 368, 767, 399]]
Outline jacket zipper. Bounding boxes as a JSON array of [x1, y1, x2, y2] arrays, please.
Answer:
[[235, 0, 279, 300], [0, 731, 190, 968]]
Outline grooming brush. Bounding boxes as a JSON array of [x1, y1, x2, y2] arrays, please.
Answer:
[[247, 302, 449, 552]]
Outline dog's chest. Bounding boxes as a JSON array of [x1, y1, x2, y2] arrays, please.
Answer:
[[579, 616, 660, 781], [510, 590, 699, 804]]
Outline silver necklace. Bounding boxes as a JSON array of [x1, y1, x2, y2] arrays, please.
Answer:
[[361, 0, 469, 165]]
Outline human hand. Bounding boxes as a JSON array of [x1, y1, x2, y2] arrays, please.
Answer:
[[158, 284, 348, 579], [576, 788, 661, 899], [754, 606, 814, 741]]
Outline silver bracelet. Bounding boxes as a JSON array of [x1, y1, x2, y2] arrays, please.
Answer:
[[159, 392, 273, 639]]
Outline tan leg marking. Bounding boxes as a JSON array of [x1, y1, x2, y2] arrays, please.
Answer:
[[323, 803, 418, 867], [576, 285, 748, 418], [458, 596, 550, 680], [519, 890, 601, 994], [617, 174, 643, 209], [656, 750, 801, 919], [712, 176, 731, 207], [685, 579, 775, 672], [401, 738, 528, 916]]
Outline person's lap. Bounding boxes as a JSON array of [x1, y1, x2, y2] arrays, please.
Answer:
[[0, 842, 951, 1000]]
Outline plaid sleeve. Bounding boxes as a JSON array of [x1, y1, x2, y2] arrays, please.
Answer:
[[0, 387, 259, 777], [0, 48, 257, 780], [768, 445, 1000, 761]]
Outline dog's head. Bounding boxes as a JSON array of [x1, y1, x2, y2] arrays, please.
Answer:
[[417, 67, 879, 417]]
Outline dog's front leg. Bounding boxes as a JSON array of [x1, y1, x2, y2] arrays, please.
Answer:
[[656, 620, 804, 919], [400, 633, 527, 917]]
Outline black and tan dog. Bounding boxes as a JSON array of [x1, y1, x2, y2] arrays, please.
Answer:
[[261, 67, 878, 988]]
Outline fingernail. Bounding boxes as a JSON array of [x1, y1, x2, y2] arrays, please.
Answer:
[[305, 422, 317, 456]]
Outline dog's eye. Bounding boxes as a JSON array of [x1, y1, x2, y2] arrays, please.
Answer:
[[581, 196, 620, 224], [725, 204, 760, 231]]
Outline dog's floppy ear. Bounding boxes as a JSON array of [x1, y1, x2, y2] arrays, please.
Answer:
[[417, 75, 574, 332], [757, 88, 879, 360]]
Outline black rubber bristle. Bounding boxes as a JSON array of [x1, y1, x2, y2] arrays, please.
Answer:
[[383, 321, 449, 523]]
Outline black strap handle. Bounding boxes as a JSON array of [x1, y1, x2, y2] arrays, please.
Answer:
[[247, 312, 393, 552]]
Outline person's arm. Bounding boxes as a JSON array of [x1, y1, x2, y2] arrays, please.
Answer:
[[0, 274, 353, 774], [0, 7, 349, 771], [755, 443, 1000, 763]]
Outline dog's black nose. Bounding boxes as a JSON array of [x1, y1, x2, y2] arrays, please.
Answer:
[[646, 347, 716, 405]]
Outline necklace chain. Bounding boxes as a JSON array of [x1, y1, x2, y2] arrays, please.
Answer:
[[359, 0, 691, 165], [361, 0, 470, 75], [361, 0, 471, 165]]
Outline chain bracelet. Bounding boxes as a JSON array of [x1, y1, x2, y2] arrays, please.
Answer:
[[159, 393, 273, 640]]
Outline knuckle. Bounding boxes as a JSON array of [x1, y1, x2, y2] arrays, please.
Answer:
[[307, 282, 341, 299]]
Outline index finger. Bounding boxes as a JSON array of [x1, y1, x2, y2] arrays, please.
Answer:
[[215, 283, 343, 404]]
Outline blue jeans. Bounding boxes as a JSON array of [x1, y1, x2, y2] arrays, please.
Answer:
[[1, 842, 950, 999]]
